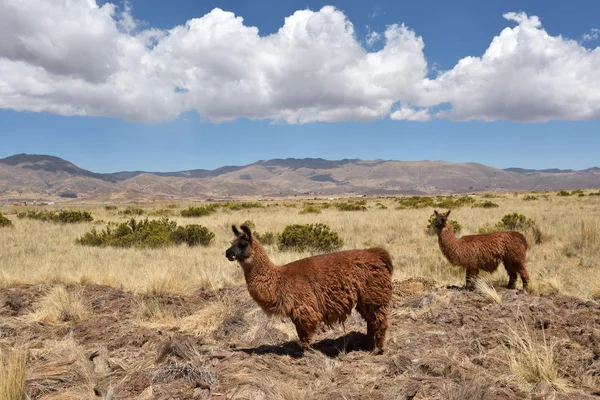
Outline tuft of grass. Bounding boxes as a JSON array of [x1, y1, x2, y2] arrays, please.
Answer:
[[474, 277, 501, 304], [563, 222, 599, 268], [299, 205, 322, 215], [0, 349, 26, 400], [29, 285, 88, 323], [505, 316, 565, 391]]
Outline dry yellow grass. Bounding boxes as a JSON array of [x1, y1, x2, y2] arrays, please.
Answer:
[[0, 348, 26, 400], [504, 315, 566, 392], [0, 191, 599, 299], [27, 285, 88, 324]]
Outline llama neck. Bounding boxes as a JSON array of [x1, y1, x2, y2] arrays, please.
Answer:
[[238, 239, 282, 314], [437, 223, 461, 264]]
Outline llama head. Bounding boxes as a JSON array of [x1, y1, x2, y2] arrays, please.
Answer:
[[433, 210, 451, 230], [226, 224, 253, 262]]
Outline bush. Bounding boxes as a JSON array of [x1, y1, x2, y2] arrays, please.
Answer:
[[77, 218, 215, 248], [523, 195, 538, 201], [375, 202, 388, 210], [16, 210, 93, 223], [180, 205, 218, 217], [221, 202, 264, 211], [395, 196, 434, 209], [104, 205, 118, 211], [499, 213, 536, 231], [426, 214, 462, 235], [0, 213, 13, 227], [254, 231, 278, 245], [278, 223, 343, 252], [472, 200, 499, 208], [334, 201, 367, 211], [148, 209, 172, 217], [119, 206, 144, 216], [571, 189, 584, 196], [434, 196, 476, 209], [171, 224, 215, 247], [299, 206, 322, 214], [557, 190, 570, 197]]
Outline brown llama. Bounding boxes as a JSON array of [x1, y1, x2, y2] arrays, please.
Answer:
[[225, 224, 393, 354], [432, 210, 530, 291]]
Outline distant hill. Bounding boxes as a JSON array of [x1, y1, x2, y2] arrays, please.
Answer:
[[0, 153, 598, 201]]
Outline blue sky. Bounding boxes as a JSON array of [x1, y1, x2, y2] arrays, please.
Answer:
[[1, 0, 599, 173]]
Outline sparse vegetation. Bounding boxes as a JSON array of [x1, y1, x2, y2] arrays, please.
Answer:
[[333, 201, 367, 211], [180, 205, 218, 217], [472, 200, 499, 208], [104, 205, 118, 210], [118, 206, 145, 216], [395, 196, 434, 209], [523, 195, 538, 201], [557, 190, 570, 197], [299, 205, 322, 214], [278, 223, 343, 252], [0, 213, 13, 227], [563, 222, 599, 268], [17, 210, 93, 223]]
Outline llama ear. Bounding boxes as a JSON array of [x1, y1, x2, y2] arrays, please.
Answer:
[[445, 210, 451, 217], [434, 210, 439, 216], [232, 225, 241, 237], [241, 224, 252, 241]]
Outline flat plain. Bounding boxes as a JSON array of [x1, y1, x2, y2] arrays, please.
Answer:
[[1, 191, 599, 399]]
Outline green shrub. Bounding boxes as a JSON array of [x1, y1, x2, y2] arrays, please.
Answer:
[[523, 195, 538, 201], [334, 201, 367, 211], [481, 193, 499, 198], [180, 205, 218, 217], [0, 213, 13, 227], [16, 210, 93, 223], [77, 218, 215, 249], [394, 196, 434, 209], [375, 202, 388, 209], [499, 213, 536, 231], [589, 192, 600, 197], [557, 190, 570, 197], [434, 196, 476, 209], [148, 209, 172, 217], [426, 214, 462, 236], [118, 206, 144, 216], [104, 205, 118, 211], [571, 189, 584, 196], [278, 223, 343, 252], [472, 200, 499, 208], [299, 206, 322, 214], [171, 224, 215, 247], [254, 231, 278, 245], [221, 202, 264, 211]]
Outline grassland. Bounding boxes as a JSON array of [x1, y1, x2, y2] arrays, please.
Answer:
[[0, 191, 599, 399]]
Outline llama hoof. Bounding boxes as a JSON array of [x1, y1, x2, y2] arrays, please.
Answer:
[[372, 347, 384, 355]]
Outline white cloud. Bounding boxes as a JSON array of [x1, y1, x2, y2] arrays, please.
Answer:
[[582, 28, 600, 42], [419, 12, 600, 122], [390, 106, 430, 122], [0, 2, 599, 124]]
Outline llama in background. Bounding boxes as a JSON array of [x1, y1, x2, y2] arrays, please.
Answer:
[[432, 210, 529, 291]]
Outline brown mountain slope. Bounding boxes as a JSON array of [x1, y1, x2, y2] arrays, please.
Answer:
[[1, 154, 599, 200]]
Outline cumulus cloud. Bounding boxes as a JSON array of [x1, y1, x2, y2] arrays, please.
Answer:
[[0, 2, 599, 124], [582, 28, 600, 42], [419, 12, 600, 122]]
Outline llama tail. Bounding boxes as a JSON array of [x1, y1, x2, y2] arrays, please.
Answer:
[[369, 248, 394, 274]]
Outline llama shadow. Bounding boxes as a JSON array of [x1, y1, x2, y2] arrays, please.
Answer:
[[236, 331, 370, 358]]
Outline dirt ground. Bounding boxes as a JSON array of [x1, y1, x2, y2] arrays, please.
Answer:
[[1, 279, 600, 400]]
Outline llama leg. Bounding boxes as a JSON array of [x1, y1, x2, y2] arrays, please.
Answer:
[[356, 304, 376, 350], [372, 308, 389, 354], [507, 271, 518, 289], [519, 268, 530, 292], [465, 268, 478, 290], [293, 321, 317, 352]]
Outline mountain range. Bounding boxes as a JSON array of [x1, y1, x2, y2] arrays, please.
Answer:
[[1, 153, 599, 201]]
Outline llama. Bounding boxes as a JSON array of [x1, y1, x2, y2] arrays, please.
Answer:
[[225, 224, 393, 354], [432, 210, 530, 291]]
